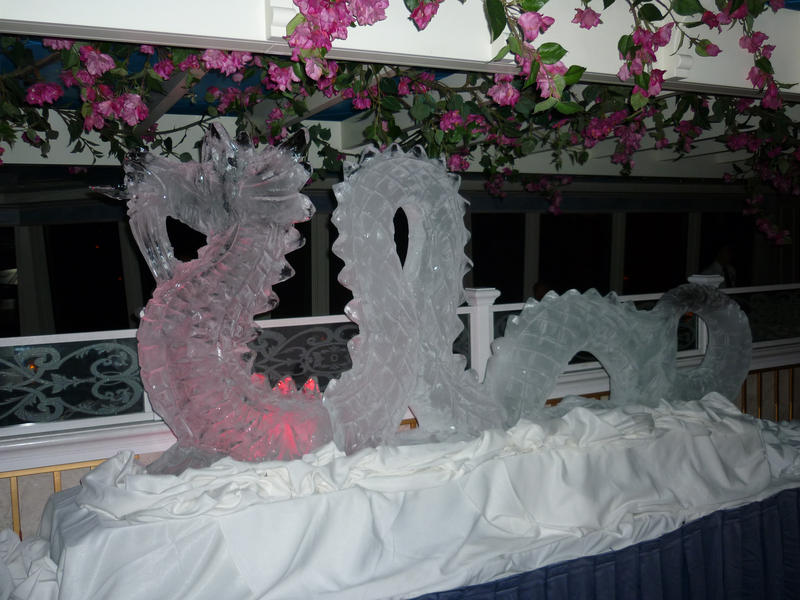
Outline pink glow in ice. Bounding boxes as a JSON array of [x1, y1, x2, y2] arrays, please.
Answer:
[[106, 124, 332, 463]]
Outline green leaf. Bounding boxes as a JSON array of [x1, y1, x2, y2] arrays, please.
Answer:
[[63, 48, 80, 70], [179, 152, 193, 162], [582, 84, 602, 103], [563, 65, 586, 86], [746, 0, 765, 16], [491, 44, 510, 62], [404, 0, 421, 12], [410, 99, 432, 121], [485, 0, 508, 42], [379, 77, 398, 95], [285, 13, 305, 36], [755, 57, 774, 74], [434, 129, 444, 144], [522, 61, 541, 89], [538, 42, 567, 64], [670, 0, 704, 16], [617, 35, 634, 57], [514, 96, 536, 116], [603, 0, 616, 7], [533, 96, 558, 113], [381, 96, 403, 112], [519, 0, 548, 11], [630, 91, 649, 111], [555, 101, 582, 114], [694, 39, 715, 57], [507, 36, 522, 56], [448, 94, 464, 110], [638, 3, 664, 21]]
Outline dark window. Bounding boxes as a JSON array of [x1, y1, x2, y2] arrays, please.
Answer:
[[45, 222, 128, 333], [539, 213, 612, 295], [623, 213, 688, 295], [470, 213, 526, 302]]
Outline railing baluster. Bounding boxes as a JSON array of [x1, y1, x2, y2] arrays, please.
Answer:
[[10, 476, 20, 539], [757, 372, 763, 420]]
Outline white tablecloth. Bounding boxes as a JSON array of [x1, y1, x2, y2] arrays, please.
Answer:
[[4, 393, 800, 600]]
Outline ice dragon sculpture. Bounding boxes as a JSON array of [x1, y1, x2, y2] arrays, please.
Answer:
[[323, 146, 507, 453], [325, 145, 752, 452], [104, 124, 332, 462], [105, 136, 751, 465], [484, 285, 752, 426]]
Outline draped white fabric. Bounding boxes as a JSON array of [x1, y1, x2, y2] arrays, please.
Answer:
[[4, 393, 800, 600]]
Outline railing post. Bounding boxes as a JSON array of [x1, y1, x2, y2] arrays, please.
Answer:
[[687, 273, 723, 354], [464, 287, 501, 382]]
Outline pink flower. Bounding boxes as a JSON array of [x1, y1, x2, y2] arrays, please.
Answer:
[[518, 12, 554, 42], [80, 47, 116, 76], [735, 98, 754, 112], [95, 98, 122, 118], [739, 32, 768, 53], [352, 90, 372, 109], [747, 66, 769, 89], [228, 51, 252, 72], [409, 0, 441, 30], [25, 82, 64, 106], [704, 43, 721, 56], [316, 60, 339, 96], [348, 0, 389, 26], [536, 61, 567, 99], [467, 114, 490, 134], [439, 110, 463, 131], [488, 81, 520, 106], [0, 146, 4, 165], [60, 70, 79, 88], [139, 45, 155, 55], [268, 107, 284, 121], [42, 38, 73, 50], [447, 154, 470, 172], [407, 72, 435, 94], [769, 0, 785, 10], [179, 54, 201, 72], [617, 62, 631, 82], [83, 109, 105, 131], [267, 63, 300, 92], [716, 8, 732, 25], [217, 87, 242, 113], [153, 60, 174, 80], [201, 49, 228, 71], [75, 69, 95, 86], [304, 57, 324, 81], [647, 68, 665, 96], [571, 7, 602, 29], [397, 77, 411, 95], [701, 11, 720, 31], [762, 82, 782, 110], [119, 93, 148, 126], [654, 23, 674, 48], [287, 22, 332, 54], [730, 3, 748, 18], [761, 44, 775, 59]]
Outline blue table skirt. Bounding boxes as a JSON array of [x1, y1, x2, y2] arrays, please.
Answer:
[[413, 488, 800, 600]]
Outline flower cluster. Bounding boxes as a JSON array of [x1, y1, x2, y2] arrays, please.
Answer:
[[1, 0, 797, 244]]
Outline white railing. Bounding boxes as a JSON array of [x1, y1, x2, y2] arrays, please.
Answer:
[[2, 284, 799, 470]]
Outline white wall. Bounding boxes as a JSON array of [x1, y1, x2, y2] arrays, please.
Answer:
[[2, 0, 798, 94]]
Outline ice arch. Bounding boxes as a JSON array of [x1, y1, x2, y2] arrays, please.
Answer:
[[485, 285, 751, 426]]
